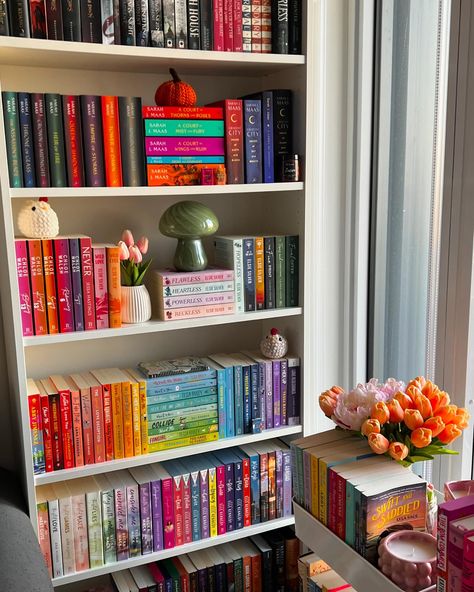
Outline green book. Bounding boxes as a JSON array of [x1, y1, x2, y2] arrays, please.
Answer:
[[234, 556, 244, 592], [93, 475, 116, 565], [148, 415, 218, 434], [285, 235, 299, 306], [161, 558, 181, 592], [2, 92, 23, 188], [148, 423, 218, 442], [275, 235, 286, 308], [145, 118, 225, 137], [45, 93, 67, 187]]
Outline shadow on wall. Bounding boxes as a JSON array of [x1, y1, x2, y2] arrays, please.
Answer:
[[0, 295, 15, 472]]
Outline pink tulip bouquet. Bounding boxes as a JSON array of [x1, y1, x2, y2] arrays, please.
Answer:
[[118, 229, 152, 287]]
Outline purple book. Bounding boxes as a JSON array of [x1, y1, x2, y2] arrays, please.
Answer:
[[199, 466, 210, 539], [69, 238, 84, 331], [80, 95, 105, 187], [114, 485, 129, 560], [280, 359, 288, 426], [287, 356, 300, 425], [275, 449, 283, 518], [125, 478, 141, 557], [31, 93, 50, 187], [145, 136, 225, 156], [150, 477, 164, 552], [282, 450, 292, 517], [272, 360, 281, 428], [265, 360, 273, 429], [138, 481, 153, 554]]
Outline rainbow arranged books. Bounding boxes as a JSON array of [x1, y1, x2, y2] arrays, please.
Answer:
[[36, 439, 292, 577], [15, 236, 121, 337]]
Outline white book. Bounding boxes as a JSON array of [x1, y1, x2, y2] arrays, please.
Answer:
[[83, 477, 104, 568], [213, 236, 244, 313], [48, 497, 63, 578], [93, 475, 117, 564], [51, 482, 75, 575]]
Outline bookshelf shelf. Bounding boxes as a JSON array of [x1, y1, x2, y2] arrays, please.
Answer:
[[51, 515, 296, 587], [10, 182, 304, 199], [23, 307, 303, 346], [34, 425, 302, 485], [0, 38, 305, 76]]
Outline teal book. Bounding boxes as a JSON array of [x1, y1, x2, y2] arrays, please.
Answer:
[[145, 119, 224, 137], [146, 385, 217, 405], [275, 235, 286, 308], [203, 357, 228, 439], [2, 92, 23, 187], [147, 394, 217, 413], [285, 235, 299, 307], [45, 93, 67, 187]]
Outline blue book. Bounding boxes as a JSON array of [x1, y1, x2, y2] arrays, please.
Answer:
[[246, 91, 274, 182], [243, 237, 256, 312], [146, 379, 217, 396], [141, 368, 216, 385], [18, 92, 36, 188], [146, 393, 217, 413], [181, 457, 202, 542], [244, 357, 260, 430], [147, 155, 225, 164], [243, 99, 262, 183], [145, 385, 216, 403], [233, 364, 244, 436], [243, 351, 268, 430], [68, 238, 84, 331], [211, 450, 235, 532], [239, 444, 261, 524], [203, 358, 227, 439], [208, 354, 239, 436], [190, 456, 211, 539]]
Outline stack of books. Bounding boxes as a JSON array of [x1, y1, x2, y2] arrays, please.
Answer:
[[298, 552, 332, 592], [111, 527, 300, 591], [214, 235, 299, 312], [15, 236, 121, 337], [3, 91, 145, 188], [35, 440, 292, 577], [291, 430, 427, 563], [152, 268, 235, 321], [144, 105, 226, 186]]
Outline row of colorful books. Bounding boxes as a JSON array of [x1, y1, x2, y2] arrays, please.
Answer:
[[16, 236, 121, 337], [213, 235, 298, 311], [3, 91, 145, 188], [2, 0, 302, 54], [290, 429, 428, 563], [36, 440, 293, 577]]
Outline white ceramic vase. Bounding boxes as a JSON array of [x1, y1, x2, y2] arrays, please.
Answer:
[[121, 284, 152, 324]]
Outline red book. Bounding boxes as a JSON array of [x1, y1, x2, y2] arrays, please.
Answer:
[[40, 379, 63, 470], [142, 106, 224, 120], [36, 381, 53, 472], [69, 373, 95, 465], [101, 96, 123, 187], [233, 0, 243, 51], [251, 552, 262, 591], [90, 378, 115, 462], [63, 96, 85, 187], [172, 557, 190, 592], [53, 237, 74, 333], [223, 0, 234, 50], [241, 456, 251, 527], [41, 239, 59, 334], [208, 99, 244, 184], [172, 474, 184, 547], [46, 377, 74, 469], [15, 239, 34, 337], [251, 0, 262, 52], [51, 375, 83, 467], [92, 245, 108, 329], [27, 380, 44, 474], [29, 0, 47, 38], [79, 236, 96, 331], [27, 239, 48, 336], [261, 0, 271, 53], [213, 0, 225, 51]]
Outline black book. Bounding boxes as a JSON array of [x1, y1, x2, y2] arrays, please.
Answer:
[[62, 0, 81, 41], [8, 0, 30, 36], [250, 534, 273, 592], [288, 0, 301, 54], [272, 89, 292, 181], [118, 96, 145, 187], [113, 0, 120, 43], [263, 530, 286, 592], [18, 92, 36, 188], [119, 0, 135, 44], [199, 0, 212, 50], [0, 0, 9, 35], [135, 0, 149, 45], [81, 95, 105, 187], [271, 0, 288, 54], [187, 0, 199, 49], [148, 0, 164, 46], [45, 0, 63, 40], [264, 236, 275, 309], [45, 93, 67, 187], [81, 0, 101, 42]]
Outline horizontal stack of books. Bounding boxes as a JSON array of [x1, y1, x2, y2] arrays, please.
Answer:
[[111, 527, 300, 591], [35, 440, 292, 577], [152, 268, 235, 321], [3, 91, 145, 188], [214, 235, 299, 312], [291, 430, 427, 563], [3, 0, 302, 55], [144, 105, 226, 186], [15, 236, 121, 337]]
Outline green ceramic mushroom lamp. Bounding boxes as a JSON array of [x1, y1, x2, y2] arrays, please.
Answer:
[[159, 200, 219, 272]]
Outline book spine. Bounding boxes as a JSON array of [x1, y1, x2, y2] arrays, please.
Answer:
[[242, 0, 251, 51], [63, 95, 85, 187], [91, 384, 105, 462], [58, 497, 75, 574], [259, 451, 268, 521], [69, 238, 84, 331], [275, 448, 283, 517], [261, 0, 271, 52], [232, 365, 243, 436], [224, 366, 235, 438], [254, 236, 265, 310], [208, 465, 218, 537], [233, 0, 242, 50], [54, 238, 74, 332], [121, 380, 133, 457], [41, 240, 59, 334], [100, 0, 114, 42], [462, 536, 474, 591], [80, 386, 94, 464], [275, 236, 286, 308], [161, 291, 234, 309], [148, 422, 218, 442], [145, 118, 224, 136], [92, 245, 109, 329], [28, 239, 48, 336], [159, 302, 234, 321], [81, 95, 106, 187], [280, 359, 288, 425], [15, 240, 33, 336], [267, 450, 276, 520], [138, 378, 148, 454], [214, 368, 226, 438], [212, 0, 224, 50], [81, 0, 101, 41], [129, 380, 141, 455], [3, 92, 23, 187], [189, 471, 200, 541], [162, 0, 175, 47], [288, 0, 301, 53], [285, 235, 299, 307], [0, 0, 7, 34], [70, 387, 84, 466], [182, 473, 193, 544], [260, 92, 274, 182], [175, 0, 187, 48], [216, 464, 226, 535], [118, 96, 145, 186], [45, 0, 63, 39], [287, 358, 300, 425], [113, 0, 120, 41], [234, 459, 243, 529], [72, 493, 90, 571], [223, 0, 233, 50], [119, 0, 135, 43], [234, 559, 243, 592], [37, 502, 52, 577], [79, 237, 96, 330], [241, 457, 251, 526], [200, 469, 210, 538], [157, 268, 234, 284], [31, 93, 50, 187], [135, 0, 149, 45], [28, 392, 45, 473], [272, 0, 288, 53], [243, 237, 256, 312], [249, 453, 260, 523], [106, 245, 121, 328], [149, 0, 164, 46], [110, 382, 124, 458], [45, 93, 67, 187], [58, 389, 74, 469], [162, 477, 176, 548], [145, 136, 225, 155], [251, 0, 261, 51], [255, 360, 265, 428], [126, 483, 141, 557], [114, 485, 129, 560], [18, 92, 36, 187], [151, 479, 164, 551], [273, 91, 292, 180], [139, 482, 153, 554], [101, 489, 117, 564], [264, 359, 273, 429], [146, 378, 216, 396], [101, 95, 123, 186], [243, 99, 262, 183], [87, 490, 104, 568], [9, 0, 30, 35], [187, 0, 199, 49], [199, 0, 211, 49], [148, 432, 218, 452], [62, 0, 81, 40], [222, 99, 244, 184], [40, 394, 53, 472], [272, 361, 281, 427], [303, 449, 311, 511], [263, 237, 275, 309], [242, 364, 252, 433], [102, 384, 114, 461], [335, 472, 346, 539], [282, 450, 292, 516]]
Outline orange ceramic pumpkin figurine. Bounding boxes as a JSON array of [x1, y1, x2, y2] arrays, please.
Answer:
[[155, 68, 197, 107]]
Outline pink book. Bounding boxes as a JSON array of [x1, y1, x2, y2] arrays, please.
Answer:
[[160, 303, 235, 321], [161, 473, 176, 549], [449, 515, 474, 592], [92, 245, 109, 329], [223, 0, 234, 50], [71, 374, 94, 465], [80, 237, 96, 331], [172, 474, 184, 547], [182, 472, 192, 544], [68, 482, 90, 571], [53, 238, 74, 333], [36, 499, 52, 577], [15, 239, 34, 336], [161, 291, 235, 309], [216, 463, 226, 535], [39, 392, 53, 472], [91, 381, 106, 463], [233, 0, 243, 51], [68, 379, 84, 467], [145, 137, 225, 156], [157, 268, 234, 285], [463, 534, 474, 591], [213, 0, 225, 50]]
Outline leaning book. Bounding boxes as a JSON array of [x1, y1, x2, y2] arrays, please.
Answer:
[[138, 357, 210, 378]]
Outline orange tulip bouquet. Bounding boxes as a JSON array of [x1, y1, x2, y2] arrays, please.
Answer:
[[319, 377, 470, 466]]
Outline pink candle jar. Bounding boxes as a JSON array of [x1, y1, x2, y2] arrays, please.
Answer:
[[378, 531, 437, 592]]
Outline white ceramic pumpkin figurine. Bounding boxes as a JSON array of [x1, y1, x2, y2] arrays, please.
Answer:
[[260, 327, 289, 359], [17, 197, 59, 239]]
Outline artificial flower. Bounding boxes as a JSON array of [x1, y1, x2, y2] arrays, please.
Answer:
[[319, 394, 337, 418], [380, 378, 407, 398], [438, 424, 462, 444], [421, 380, 440, 400], [411, 427, 432, 448], [394, 391, 413, 410], [361, 418, 381, 436], [368, 432, 390, 454], [406, 385, 423, 402], [388, 441, 409, 461], [404, 409, 424, 431], [371, 401, 390, 425], [423, 416, 445, 438], [413, 394, 433, 420], [118, 240, 129, 261], [407, 376, 427, 391], [435, 405, 458, 425], [136, 236, 149, 254], [122, 229, 134, 247], [332, 381, 391, 431], [387, 399, 404, 423], [451, 408, 470, 430], [128, 244, 143, 264]]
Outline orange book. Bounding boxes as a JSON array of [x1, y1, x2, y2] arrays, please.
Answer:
[[28, 239, 48, 335], [254, 236, 265, 310], [90, 368, 118, 460], [101, 96, 123, 187], [110, 369, 133, 458], [41, 239, 59, 334], [123, 370, 142, 456], [106, 245, 122, 328], [125, 368, 148, 454]]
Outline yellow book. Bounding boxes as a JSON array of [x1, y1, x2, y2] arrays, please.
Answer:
[[208, 464, 218, 537], [148, 432, 218, 453], [123, 370, 142, 456], [126, 368, 148, 455], [109, 369, 134, 458]]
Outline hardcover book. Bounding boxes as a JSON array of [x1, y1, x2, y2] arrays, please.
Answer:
[[223, 0, 233, 50], [251, 0, 262, 52], [81, 0, 101, 42], [9, 0, 30, 36], [45, 93, 67, 187], [187, 0, 200, 49], [243, 99, 262, 183], [243, 237, 256, 311], [212, 0, 224, 50], [81, 95, 106, 187], [242, 0, 251, 51], [27, 239, 48, 336], [118, 96, 145, 186], [147, 163, 226, 186], [175, 0, 187, 48], [272, 0, 288, 53], [149, 0, 164, 46], [92, 244, 109, 329], [3, 91, 23, 188], [41, 239, 59, 334], [261, 0, 271, 52], [69, 238, 85, 331], [145, 118, 224, 136], [207, 99, 244, 184], [119, 0, 135, 44], [272, 90, 293, 180], [101, 95, 123, 186], [18, 92, 36, 187], [27, 379, 45, 473], [62, 0, 81, 41], [79, 236, 96, 330], [0, 0, 7, 35], [162, 0, 175, 47], [288, 0, 301, 54], [100, 0, 114, 43], [54, 237, 74, 332], [31, 93, 50, 187], [45, 0, 63, 39], [39, 387, 53, 471], [135, 0, 150, 45], [63, 95, 85, 186]]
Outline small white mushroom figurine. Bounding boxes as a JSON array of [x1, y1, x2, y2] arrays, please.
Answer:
[[260, 327, 289, 359], [17, 197, 59, 239]]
